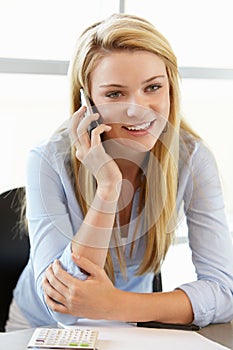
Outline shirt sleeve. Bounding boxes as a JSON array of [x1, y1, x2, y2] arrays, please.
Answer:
[[178, 141, 233, 327], [26, 144, 88, 325]]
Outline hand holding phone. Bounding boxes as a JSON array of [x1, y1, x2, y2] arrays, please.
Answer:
[[80, 88, 99, 137]]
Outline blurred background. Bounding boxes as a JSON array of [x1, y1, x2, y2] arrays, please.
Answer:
[[0, 0, 232, 290]]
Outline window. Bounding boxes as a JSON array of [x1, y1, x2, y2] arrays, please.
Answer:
[[0, 0, 120, 60], [124, 0, 233, 68], [0, 0, 120, 192]]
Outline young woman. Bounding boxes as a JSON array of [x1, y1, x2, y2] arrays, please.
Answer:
[[6, 13, 233, 331]]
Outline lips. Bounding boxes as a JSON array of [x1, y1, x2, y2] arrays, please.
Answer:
[[122, 120, 154, 131]]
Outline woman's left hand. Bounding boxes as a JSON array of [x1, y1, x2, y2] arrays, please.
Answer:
[[43, 255, 117, 319]]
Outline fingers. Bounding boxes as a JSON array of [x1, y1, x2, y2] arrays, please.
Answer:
[[51, 260, 75, 287], [90, 124, 111, 146], [69, 106, 86, 148], [43, 275, 65, 307], [44, 292, 68, 314], [43, 260, 84, 314], [69, 105, 112, 147], [43, 262, 71, 313], [77, 113, 100, 140], [72, 255, 101, 278], [43, 261, 68, 304], [69, 106, 100, 148]]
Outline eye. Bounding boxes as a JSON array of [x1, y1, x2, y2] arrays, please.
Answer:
[[106, 91, 122, 99], [145, 83, 162, 92]]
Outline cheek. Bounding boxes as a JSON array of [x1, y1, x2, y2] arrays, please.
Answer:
[[162, 92, 170, 119], [152, 94, 170, 121], [97, 103, 124, 124], [102, 124, 122, 141]]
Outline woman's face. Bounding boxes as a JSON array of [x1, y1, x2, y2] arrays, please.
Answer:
[[90, 50, 170, 152]]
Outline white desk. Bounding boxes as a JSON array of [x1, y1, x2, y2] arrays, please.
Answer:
[[198, 321, 233, 350], [0, 320, 232, 350]]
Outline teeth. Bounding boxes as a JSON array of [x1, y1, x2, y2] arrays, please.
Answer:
[[126, 122, 151, 131]]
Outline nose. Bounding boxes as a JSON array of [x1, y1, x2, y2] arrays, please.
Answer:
[[126, 104, 139, 118], [126, 94, 148, 118]]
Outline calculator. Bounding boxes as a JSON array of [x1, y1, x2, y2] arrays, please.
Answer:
[[27, 327, 99, 349]]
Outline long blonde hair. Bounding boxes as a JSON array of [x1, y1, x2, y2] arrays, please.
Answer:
[[68, 13, 198, 280]]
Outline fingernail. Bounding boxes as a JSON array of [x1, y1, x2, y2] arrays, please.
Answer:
[[72, 254, 80, 260]]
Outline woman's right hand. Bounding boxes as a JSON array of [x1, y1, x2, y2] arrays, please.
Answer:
[[69, 106, 122, 195]]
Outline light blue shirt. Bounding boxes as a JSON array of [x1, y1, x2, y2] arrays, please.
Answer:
[[13, 127, 233, 328]]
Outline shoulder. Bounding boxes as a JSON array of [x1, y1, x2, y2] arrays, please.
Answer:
[[178, 128, 224, 210], [179, 128, 217, 171], [177, 128, 220, 207], [28, 125, 71, 168]]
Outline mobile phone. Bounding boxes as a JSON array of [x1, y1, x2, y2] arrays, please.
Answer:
[[80, 88, 99, 136]]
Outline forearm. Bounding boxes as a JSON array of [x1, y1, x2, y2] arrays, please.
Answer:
[[72, 185, 119, 268], [111, 289, 194, 324]]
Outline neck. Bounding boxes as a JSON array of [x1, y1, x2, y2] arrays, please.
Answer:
[[116, 158, 142, 188]]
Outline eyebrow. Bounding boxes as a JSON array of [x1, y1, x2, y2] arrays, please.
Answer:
[[99, 83, 127, 88], [99, 75, 166, 89], [142, 75, 166, 84]]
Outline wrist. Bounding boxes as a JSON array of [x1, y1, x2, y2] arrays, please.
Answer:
[[106, 289, 132, 322], [97, 181, 121, 202]]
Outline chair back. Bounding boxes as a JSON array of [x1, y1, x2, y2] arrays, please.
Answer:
[[0, 188, 29, 332]]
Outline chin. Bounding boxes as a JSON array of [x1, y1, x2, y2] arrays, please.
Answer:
[[117, 137, 156, 153]]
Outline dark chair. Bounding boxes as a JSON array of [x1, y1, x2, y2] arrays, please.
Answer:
[[152, 272, 162, 292], [0, 187, 30, 332]]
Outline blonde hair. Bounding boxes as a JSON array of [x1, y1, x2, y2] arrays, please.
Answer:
[[68, 13, 198, 281]]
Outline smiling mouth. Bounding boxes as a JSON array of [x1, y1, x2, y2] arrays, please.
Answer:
[[123, 120, 154, 131]]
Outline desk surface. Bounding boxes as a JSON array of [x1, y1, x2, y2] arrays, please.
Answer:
[[198, 321, 233, 349], [0, 320, 232, 349]]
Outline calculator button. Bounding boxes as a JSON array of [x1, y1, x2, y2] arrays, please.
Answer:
[[27, 328, 98, 349]]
